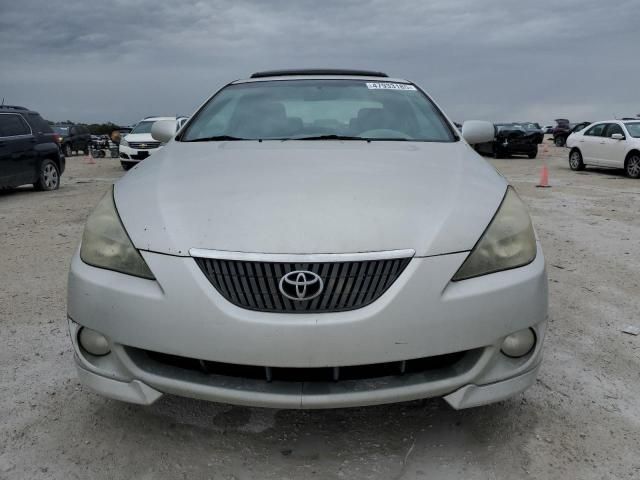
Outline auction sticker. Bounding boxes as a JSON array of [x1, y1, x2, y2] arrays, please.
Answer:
[[366, 82, 417, 91]]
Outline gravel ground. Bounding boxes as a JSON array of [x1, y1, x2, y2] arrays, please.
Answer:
[[1, 140, 639, 479]]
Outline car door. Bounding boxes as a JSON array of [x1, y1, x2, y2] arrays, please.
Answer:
[[600, 123, 628, 168], [0, 113, 36, 186], [68, 126, 78, 151], [579, 123, 607, 165]]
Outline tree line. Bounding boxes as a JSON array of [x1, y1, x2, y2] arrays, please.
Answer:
[[47, 120, 128, 135]]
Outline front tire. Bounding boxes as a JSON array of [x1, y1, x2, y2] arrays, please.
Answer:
[[33, 159, 60, 191], [528, 148, 538, 159], [625, 153, 640, 179], [569, 149, 585, 171], [554, 136, 566, 147], [121, 162, 134, 171], [493, 146, 505, 159]]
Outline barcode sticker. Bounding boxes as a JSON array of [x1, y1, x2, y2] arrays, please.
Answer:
[[366, 82, 417, 91]]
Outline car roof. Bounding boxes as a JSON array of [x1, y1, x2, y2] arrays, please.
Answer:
[[234, 75, 412, 85], [0, 105, 37, 114], [250, 69, 389, 78], [139, 116, 179, 122], [233, 69, 410, 85]]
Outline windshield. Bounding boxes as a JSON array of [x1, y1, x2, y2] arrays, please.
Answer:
[[130, 121, 155, 134], [53, 126, 69, 135], [625, 122, 640, 138], [180, 79, 456, 142]]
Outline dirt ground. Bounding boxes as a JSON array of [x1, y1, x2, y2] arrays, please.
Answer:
[[1, 139, 639, 480]]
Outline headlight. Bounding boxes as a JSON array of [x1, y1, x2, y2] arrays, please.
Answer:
[[452, 187, 536, 281], [120, 138, 129, 147], [80, 187, 155, 279]]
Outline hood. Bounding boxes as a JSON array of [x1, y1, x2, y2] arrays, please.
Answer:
[[115, 141, 507, 257], [123, 133, 155, 142]]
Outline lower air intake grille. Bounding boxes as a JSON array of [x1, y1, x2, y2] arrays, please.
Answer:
[[136, 349, 468, 383], [194, 256, 412, 313]]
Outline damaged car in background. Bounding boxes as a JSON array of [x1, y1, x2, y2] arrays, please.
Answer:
[[67, 69, 548, 410], [474, 122, 543, 159]]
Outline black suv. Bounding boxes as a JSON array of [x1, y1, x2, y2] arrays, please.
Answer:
[[0, 105, 65, 191], [52, 123, 91, 156]]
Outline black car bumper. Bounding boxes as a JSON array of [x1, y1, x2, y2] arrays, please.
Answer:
[[59, 154, 66, 174]]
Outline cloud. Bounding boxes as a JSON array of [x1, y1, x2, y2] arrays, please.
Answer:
[[0, 0, 638, 124]]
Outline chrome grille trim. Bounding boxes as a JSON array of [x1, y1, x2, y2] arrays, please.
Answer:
[[189, 248, 415, 263], [128, 141, 161, 149]]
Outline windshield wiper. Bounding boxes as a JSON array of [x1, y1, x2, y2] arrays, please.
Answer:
[[289, 135, 370, 141], [183, 135, 248, 142], [285, 135, 414, 141]]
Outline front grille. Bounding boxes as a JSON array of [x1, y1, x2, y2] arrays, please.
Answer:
[[129, 141, 161, 149], [194, 257, 412, 313], [135, 348, 469, 383]]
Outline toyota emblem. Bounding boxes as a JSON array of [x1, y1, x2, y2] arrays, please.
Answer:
[[279, 270, 324, 301]]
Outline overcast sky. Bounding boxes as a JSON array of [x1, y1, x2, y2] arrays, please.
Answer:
[[1, 0, 638, 126]]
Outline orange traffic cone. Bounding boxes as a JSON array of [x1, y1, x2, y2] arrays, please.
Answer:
[[536, 164, 550, 188], [83, 149, 96, 165]]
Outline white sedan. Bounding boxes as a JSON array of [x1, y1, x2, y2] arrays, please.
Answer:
[[566, 120, 640, 178]]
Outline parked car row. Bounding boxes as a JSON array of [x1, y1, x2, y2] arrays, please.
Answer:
[[0, 105, 190, 192]]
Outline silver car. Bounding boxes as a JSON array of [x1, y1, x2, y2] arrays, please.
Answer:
[[68, 69, 547, 409]]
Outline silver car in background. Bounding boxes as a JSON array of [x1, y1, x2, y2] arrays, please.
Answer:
[[68, 69, 547, 409]]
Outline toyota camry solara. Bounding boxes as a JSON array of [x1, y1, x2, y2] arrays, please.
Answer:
[[67, 69, 548, 409]]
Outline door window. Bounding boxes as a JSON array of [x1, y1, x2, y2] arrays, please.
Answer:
[[27, 113, 53, 134], [0, 114, 31, 137], [603, 123, 624, 138], [584, 124, 606, 137]]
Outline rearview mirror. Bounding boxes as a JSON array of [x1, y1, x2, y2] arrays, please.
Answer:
[[151, 120, 177, 143], [611, 133, 624, 140], [462, 120, 495, 145]]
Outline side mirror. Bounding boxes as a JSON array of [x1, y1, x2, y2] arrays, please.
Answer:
[[462, 120, 495, 144], [151, 119, 177, 143], [611, 133, 624, 140]]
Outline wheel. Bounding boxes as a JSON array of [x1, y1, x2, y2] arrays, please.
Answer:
[[64, 144, 72, 157], [569, 149, 585, 171], [493, 147, 505, 159], [625, 153, 640, 179], [121, 162, 133, 171], [554, 136, 566, 147], [528, 148, 538, 159], [33, 159, 60, 191]]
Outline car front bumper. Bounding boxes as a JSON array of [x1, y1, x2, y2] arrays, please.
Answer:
[[67, 244, 548, 409], [119, 144, 160, 163]]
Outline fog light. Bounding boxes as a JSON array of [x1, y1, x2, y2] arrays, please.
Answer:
[[501, 328, 535, 358], [78, 327, 111, 356]]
